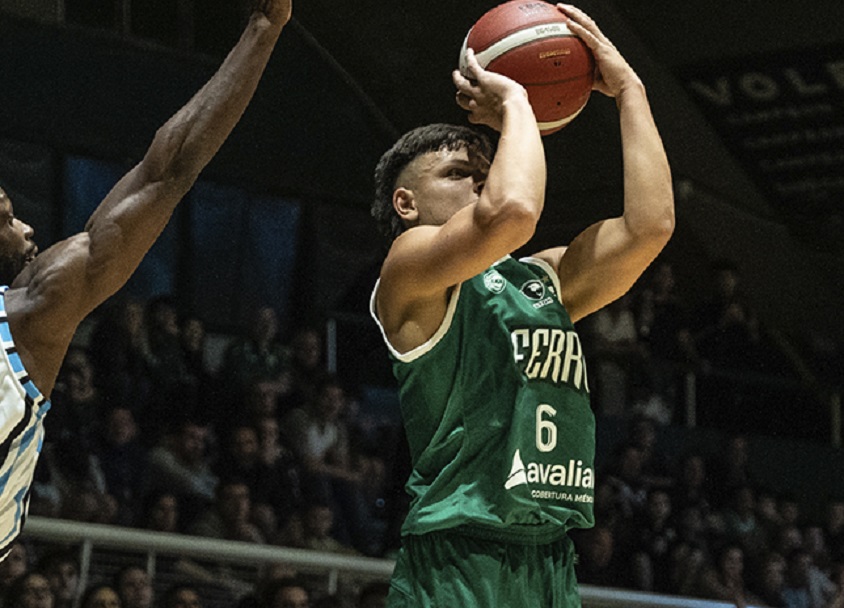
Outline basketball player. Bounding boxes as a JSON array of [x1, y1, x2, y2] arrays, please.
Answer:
[[0, 0, 292, 558], [370, 4, 673, 606]]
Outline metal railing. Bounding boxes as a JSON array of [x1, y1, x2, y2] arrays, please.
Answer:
[[23, 516, 764, 608]]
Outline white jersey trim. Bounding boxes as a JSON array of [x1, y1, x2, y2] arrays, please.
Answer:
[[370, 279, 462, 364]]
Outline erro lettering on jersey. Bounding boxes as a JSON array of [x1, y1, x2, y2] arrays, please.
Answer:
[[511, 327, 589, 392]]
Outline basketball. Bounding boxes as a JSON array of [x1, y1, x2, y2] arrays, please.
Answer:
[[459, 0, 595, 135]]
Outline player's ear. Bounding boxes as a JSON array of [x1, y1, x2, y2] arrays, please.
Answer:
[[393, 188, 419, 224]]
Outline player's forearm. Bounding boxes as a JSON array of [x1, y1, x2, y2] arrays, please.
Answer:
[[477, 95, 546, 233], [618, 84, 675, 240]]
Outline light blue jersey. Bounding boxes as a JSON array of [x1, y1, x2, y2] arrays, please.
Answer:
[[0, 286, 51, 559]]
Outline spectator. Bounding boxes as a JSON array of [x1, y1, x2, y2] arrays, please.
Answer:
[[750, 551, 787, 608], [281, 326, 326, 413], [180, 316, 213, 393], [222, 305, 291, 399], [719, 485, 768, 560], [94, 407, 148, 525], [79, 584, 120, 608], [113, 567, 153, 608], [635, 260, 694, 364], [672, 453, 713, 522], [630, 488, 677, 592], [214, 423, 301, 541], [299, 503, 358, 555], [255, 415, 305, 533], [356, 582, 388, 608], [5, 572, 55, 608], [666, 540, 708, 597], [144, 418, 218, 524], [781, 548, 837, 608], [0, 542, 30, 599], [283, 375, 378, 554], [88, 298, 150, 413], [142, 297, 195, 436], [573, 525, 626, 588], [188, 479, 264, 543], [707, 434, 756, 509], [49, 347, 105, 447], [260, 577, 309, 608], [625, 415, 672, 490], [35, 433, 115, 524], [584, 294, 643, 418], [602, 443, 649, 520], [39, 550, 80, 608], [162, 584, 203, 608], [139, 491, 180, 533], [694, 543, 760, 607]]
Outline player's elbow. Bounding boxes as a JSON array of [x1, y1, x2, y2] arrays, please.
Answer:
[[480, 197, 541, 246]]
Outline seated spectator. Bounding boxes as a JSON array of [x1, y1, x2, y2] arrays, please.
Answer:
[[694, 542, 761, 607], [625, 415, 673, 490], [79, 583, 121, 608], [782, 548, 837, 608], [94, 407, 148, 526], [0, 541, 30, 599], [114, 566, 153, 608], [573, 525, 627, 588], [666, 540, 708, 597], [162, 584, 203, 608], [672, 452, 713, 522], [39, 549, 80, 608], [719, 485, 768, 560], [88, 296, 151, 415], [188, 479, 264, 543], [281, 326, 327, 413], [215, 423, 303, 542], [139, 491, 181, 533], [583, 294, 643, 418], [222, 305, 291, 401], [630, 488, 677, 592], [602, 443, 649, 521], [283, 375, 380, 554], [5, 572, 55, 608], [750, 551, 787, 608], [144, 418, 218, 525], [299, 503, 358, 555], [34, 434, 116, 524], [259, 577, 310, 608]]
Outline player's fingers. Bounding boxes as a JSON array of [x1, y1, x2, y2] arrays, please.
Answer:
[[557, 4, 611, 47]]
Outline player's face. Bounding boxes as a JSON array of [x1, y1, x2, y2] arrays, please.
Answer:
[[0, 188, 38, 285], [403, 146, 489, 227]]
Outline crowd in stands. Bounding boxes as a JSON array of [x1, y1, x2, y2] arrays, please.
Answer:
[[3, 256, 842, 607]]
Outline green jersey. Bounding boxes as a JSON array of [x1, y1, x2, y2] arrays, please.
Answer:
[[372, 256, 595, 544]]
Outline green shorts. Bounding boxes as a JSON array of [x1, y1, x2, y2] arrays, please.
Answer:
[[387, 530, 581, 608]]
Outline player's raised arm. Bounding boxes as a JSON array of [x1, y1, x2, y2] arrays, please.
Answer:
[[376, 50, 545, 318], [77, 0, 291, 305], [535, 4, 674, 323]]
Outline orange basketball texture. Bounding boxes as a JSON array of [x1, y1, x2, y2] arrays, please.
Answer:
[[459, 0, 595, 135]]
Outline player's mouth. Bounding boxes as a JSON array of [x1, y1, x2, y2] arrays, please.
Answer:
[[25, 245, 38, 263]]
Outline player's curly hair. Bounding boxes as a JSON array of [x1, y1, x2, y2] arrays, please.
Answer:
[[372, 123, 494, 243]]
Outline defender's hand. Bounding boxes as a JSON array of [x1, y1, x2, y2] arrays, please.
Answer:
[[252, 0, 292, 27]]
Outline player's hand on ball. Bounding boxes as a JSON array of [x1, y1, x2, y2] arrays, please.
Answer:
[[556, 4, 641, 98], [453, 49, 530, 131]]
